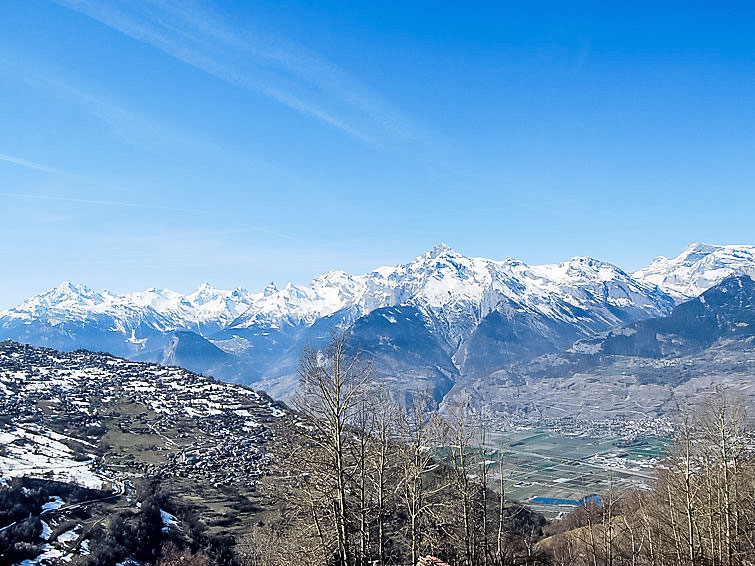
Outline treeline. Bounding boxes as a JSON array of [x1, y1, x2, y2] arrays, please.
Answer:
[[236, 333, 754, 566], [85, 479, 237, 566], [238, 333, 549, 566], [542, 391, 755, 566]]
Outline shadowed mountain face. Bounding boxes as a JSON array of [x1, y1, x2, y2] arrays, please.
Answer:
[[453, 301, 573, 378], [138, 331, 235, 376], [572, 275, 755, 359], [439, 275, 755, 419], [346, 306, 458, 403], [0, 245, 751, 402]]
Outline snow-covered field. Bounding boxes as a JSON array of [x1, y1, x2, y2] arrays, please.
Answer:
[[0, 425, 104, 489]]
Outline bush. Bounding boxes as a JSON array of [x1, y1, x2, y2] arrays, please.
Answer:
[[0, 517, 42, 566]]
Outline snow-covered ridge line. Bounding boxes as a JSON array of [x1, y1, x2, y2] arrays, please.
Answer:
[[2, 243, 752, 336], [633, 243, 755, 302], [0, 281, 256, 334]]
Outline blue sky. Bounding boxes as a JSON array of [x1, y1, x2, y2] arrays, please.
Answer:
[[1, 1, 754, 308]]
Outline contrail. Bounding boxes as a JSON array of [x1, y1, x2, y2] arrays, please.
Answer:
[[0, 152, 148, 199], [0, 153, 71, 176], [0, 192, 308, 244]]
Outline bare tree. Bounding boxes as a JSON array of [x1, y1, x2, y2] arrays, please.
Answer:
[[397, 391, 446, 565], [349, 395, 376, 566], [545, 389, 753, 566], [369, 387, 399, 566], [294, 330, 372, 566], [694, 388, 750, 566], [444, 397, 476, 565], [475, 409, 492, 566]]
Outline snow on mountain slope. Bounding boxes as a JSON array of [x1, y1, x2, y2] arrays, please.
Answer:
[[222, 246, 676, 393], [0, 282, 255, 338], [496, 256, 673, 327], [1, 243, 751, 402], [228, 270, 369, 329], [0, 282, 173, 331], [633, 243, 755, 302], [0, 244, 718, 394], [1, 245, 675, 342], [229, 244, 674, 340], [7, 244, 750, 343], [145, 283, 256, 333]]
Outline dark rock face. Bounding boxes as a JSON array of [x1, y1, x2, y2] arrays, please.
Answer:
[[586, 275, 755, 359], [346, 306, 458, 403]]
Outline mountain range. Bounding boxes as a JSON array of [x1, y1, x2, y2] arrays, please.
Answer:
[[1, 242, 753, 404], [446, 272, 755, 419]]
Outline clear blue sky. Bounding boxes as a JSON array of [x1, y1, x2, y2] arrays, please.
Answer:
[[1, 1, 754, 308]]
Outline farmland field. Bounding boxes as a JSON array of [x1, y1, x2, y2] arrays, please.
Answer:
[[486, 428, 672, 518]]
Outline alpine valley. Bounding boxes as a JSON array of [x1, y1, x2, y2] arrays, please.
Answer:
[[2, 243, 754, 413]]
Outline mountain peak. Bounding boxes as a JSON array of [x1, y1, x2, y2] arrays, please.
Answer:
[[51, 281, 95, 297], [567, 256, 597, 265], [23, 281, 105, 309], [634, 243, 755, 301], [424, 242, 461, 260], [264, 282, 278, 297], [563, 256, 625, 273], [678, 242, 721, 264], [186, 283, 222, 303], [56, 280, 81, 291], [683, 242, 714, 252]]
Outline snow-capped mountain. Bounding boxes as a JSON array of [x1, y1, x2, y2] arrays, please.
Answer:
[[1, 281, 255, 334], [230, 244, 673, 339], [570, 274, 755, 359], [129, 283, 256, 334], [213, 244, 676, 397], [0, 282, 257, 360], [442, 274, 755, 420], [633, 243, 755, 302], [1, 243, 752, 399]]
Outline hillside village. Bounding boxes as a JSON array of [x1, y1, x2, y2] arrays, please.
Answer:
[[0, 340, 290, 490]]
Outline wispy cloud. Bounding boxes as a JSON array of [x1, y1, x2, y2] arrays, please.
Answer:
[[0, 53, 353, 206], [52, 0, 425, 147], [2, 55, 232, 156]]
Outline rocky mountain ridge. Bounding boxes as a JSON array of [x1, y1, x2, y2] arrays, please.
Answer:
[[633, 242, 755, 301], [1, 243, 752, 399], [442, 274, 755, 419]]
